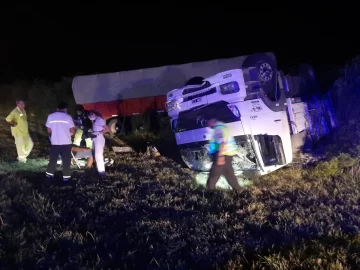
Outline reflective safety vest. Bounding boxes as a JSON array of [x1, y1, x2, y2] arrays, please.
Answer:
[[208, 122, 238, 156]]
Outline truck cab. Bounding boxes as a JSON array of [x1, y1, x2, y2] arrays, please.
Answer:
[[166, 55, 337, 177]]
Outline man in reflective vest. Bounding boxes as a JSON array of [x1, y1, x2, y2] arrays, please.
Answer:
[[207, 118, 242, 191], [45, 102, 75, 182], [5, 99, 34, 163], [73, 104, 93, 149]]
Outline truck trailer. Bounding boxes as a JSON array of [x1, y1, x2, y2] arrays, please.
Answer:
[[72, 53, 296, 134], [166, 53, 338, 177]]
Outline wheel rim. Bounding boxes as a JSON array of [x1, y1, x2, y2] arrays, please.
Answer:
[[258, 62, 273, 82]]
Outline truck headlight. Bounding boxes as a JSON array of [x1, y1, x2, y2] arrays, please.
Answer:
[[220, 81, 240, 94], [166, 100, 178, 111], [227, 105, 240, 117], [171, 119, 178, 131]]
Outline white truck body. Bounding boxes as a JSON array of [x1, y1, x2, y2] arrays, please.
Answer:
[[166, 58, 337, 177]]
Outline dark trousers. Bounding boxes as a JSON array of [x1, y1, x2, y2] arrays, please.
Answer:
[[46, 144, 72, 178], [206, 155, 242, 191]]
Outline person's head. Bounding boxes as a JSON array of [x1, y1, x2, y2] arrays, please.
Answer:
[[57, 101, 68, 112], [207, 118, 218, 129], [16, 99, 25, 110], [88, 110, 98, 121], [75, 104, 85, 116]]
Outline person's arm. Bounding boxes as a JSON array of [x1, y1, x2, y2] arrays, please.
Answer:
[[69, 117, 76, 136], [74, 116, 82, 130], [83, 118, 92, 133], [5, 111, 17, 127], [45, 115, 51, 134], [101, 124, 110, 134], [218, 142, 225, 157], [99, 118, 109, 134], [70, 127, 75, 136], [215, 129, 226, 165]]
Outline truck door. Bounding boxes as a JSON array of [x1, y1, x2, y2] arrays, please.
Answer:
[[253, 134, 285, 166], [243, 108, 292, 169]]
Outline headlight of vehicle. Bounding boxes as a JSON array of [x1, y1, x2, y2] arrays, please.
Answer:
[[171, 119, 178, 131], [166, 100, 178, 111], [227, 105, 240, 117], [220, 81, 240, 94]]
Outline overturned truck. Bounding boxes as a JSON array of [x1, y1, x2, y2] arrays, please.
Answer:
[[166, 52, 338, 177], [72, 52, 337, 177]]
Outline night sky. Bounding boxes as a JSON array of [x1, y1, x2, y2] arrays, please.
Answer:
[[0, 5, 358, 86]]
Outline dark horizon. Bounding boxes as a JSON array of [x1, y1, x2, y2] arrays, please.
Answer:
[[0, 5, 358, 86], [0, 40, 357, 76], [0, 41, 355, 92]]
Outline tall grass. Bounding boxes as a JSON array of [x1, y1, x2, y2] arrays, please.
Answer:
[[324, 56, 360, 158], [331, 56, 360, 124]]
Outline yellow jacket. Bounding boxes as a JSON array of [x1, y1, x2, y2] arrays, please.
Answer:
[[6, 107, 29, 137]]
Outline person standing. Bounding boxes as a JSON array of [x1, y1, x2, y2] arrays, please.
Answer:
[[5, 99, 34, 163], [45, 102, 75, 182], [88, 110, 109, 177], [73, 104, 93, 149], [206, 118, 242, 191]]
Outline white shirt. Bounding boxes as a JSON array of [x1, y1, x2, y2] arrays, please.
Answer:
[[46, 112, 75, 145], [92, 116, 106, 133]]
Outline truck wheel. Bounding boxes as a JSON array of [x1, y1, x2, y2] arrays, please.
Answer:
[[242, 53, 278, 101], [107, 118, 124, 136]]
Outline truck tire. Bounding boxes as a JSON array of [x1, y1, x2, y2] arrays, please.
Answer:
[[242, 53, 278, 101], [107, 118, 125, 136]]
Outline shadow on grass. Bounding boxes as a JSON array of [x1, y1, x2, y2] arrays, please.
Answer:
[[2, 168, 360, 269], [153, 138, 185, 165]]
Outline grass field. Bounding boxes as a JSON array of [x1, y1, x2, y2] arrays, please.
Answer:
[[1, 117, 360, 270]]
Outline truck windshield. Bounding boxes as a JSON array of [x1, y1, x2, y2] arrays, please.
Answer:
[[179, 135, 258, 172], [175, 101, 240, 133]]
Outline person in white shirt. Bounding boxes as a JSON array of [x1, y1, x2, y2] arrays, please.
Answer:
[[88, 110, 109, 176], [45, 102, 75, 181]]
